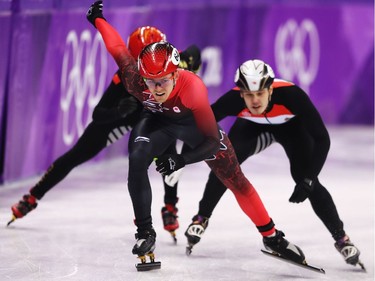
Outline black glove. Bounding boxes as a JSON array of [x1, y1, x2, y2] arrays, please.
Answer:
[[86, 1, 106, 27], [179, 45, 202, 73], [289, 178, 315, 203], [117, 96, 140, 118], [155, 154, 185, 176]]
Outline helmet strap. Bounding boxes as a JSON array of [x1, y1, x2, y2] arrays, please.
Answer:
[[268, 87, 273, 101], [171, 71, 178, 90]]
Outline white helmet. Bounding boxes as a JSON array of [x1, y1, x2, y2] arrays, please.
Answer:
[[234, 59, 275, 91]]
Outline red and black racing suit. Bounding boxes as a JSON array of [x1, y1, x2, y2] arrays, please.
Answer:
[[96, 18, 276, 236], [29, 50, 199, 206]]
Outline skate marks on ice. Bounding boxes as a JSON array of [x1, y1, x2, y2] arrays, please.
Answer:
[[0, 228, 78, 279]]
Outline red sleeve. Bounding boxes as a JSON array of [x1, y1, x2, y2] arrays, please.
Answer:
[[95, 18, 131, 68], [182, 79, 218, 139], [95, 18, 147, 99], [179, 76, 221, 164]]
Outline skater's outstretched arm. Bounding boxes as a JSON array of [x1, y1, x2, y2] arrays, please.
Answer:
[[86, 1, 146, 99]]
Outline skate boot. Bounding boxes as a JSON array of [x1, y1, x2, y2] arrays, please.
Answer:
[[263, 230, 305, 264], [132, 228, 157, 256], [161, 204, 179, 243], [7, 194, 38, 226], [184, 215, 209, 255], [132, 228, 161, 271], [334, 235, 365, 270]]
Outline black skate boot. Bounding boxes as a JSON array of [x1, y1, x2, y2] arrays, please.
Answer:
[[7, 194, 38, 226], [161, 204, 179, 243], [184, 215, 209, 255], [263, 230, 305, 264], [132, 228, 161, 271], [132, 228, 157, 256], [334, 235, 365, 270]]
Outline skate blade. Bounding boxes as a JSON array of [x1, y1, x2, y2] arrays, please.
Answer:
[[135, 253, 161, 271], [135, 261, 161, 271], [357, 260, 366, 271], [6, 215, 16, 227], [186, 244, 193, 256], [261, 249, 325, 274], [169, 231, 177, 244], [347, 257, 366, 271]]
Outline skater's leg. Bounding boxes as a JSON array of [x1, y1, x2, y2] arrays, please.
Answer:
[[308, 181, 345, 240], [30, 122, 110, 199], [205, 132, 274, 234], [204, 132, 304, 262], [282, 131, 362, 266], [309, 182, 361, 266], [186, 122, 271, 246], [197, 171, 227, 218], [160, 143, 179, 235], [128, 117, 174, 255], [9, 122, 111, 222], [197, 120, 273, 218], [281, 132, 347, 239], [162, 141, 179, 205]]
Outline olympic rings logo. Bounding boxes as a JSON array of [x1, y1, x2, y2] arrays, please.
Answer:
[[60, 30, 108, 146], [274, 19, 320, 93]]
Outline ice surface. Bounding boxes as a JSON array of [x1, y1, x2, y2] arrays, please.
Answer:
[[0, 126, 373, 280]]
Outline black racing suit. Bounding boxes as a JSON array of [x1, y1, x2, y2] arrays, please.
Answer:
[[196, 79, 347, 241]]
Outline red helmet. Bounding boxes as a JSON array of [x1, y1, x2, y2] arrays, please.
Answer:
[[138, 42, 180, 78], [127, 26, 166, 59]]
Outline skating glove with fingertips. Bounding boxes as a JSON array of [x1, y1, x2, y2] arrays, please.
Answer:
[[117, 96, 140, 118], [86, 1, 106, 27], [179, 45, 202, 73], [155, 154, 186, 176], [289, 178, 315, 203]]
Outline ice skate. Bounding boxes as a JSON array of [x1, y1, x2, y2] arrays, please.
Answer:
[[161, 204, 179, 243], [335, 235, 365, 270], [7, 194, 38, 226], [184, 215, 209, 255], [263, 230, 305, 264], [261, 248, 325, 274], [132, 228, 161, 271], [261, 230, 326, 273]]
